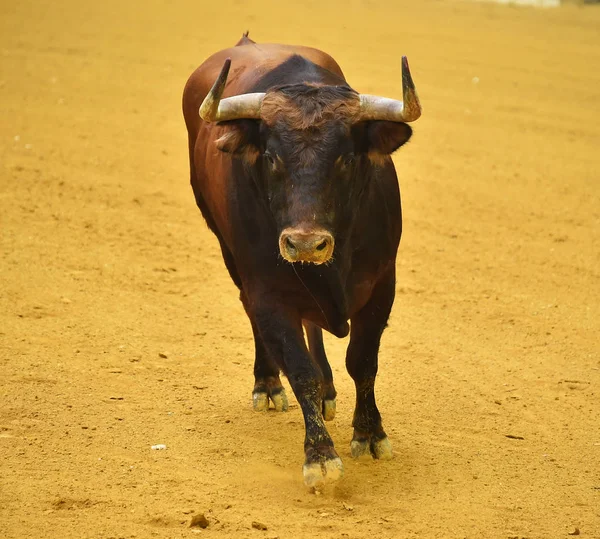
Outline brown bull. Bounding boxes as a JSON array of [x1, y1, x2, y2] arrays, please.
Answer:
[[182, 33, 421, 487]]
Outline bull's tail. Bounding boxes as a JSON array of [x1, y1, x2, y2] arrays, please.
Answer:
[[235, 31, 256, 47]]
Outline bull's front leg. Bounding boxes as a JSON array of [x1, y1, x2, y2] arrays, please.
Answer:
[[345, 270, 396, 460], [250, 301, 343, 488]]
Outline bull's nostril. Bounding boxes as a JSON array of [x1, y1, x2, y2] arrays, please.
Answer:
[[315, 240, 328, 252], [286, 237, 296, 251]]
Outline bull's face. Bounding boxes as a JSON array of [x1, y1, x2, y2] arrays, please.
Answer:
[[215, 85, 413, 265]]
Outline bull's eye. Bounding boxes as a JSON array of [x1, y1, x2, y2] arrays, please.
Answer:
[[264, 152, 276, 167], [342, 154, 356, 168]]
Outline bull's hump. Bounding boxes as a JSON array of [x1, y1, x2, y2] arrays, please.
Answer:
[[229, 42, 340, 70], [202, 43, 345, 96]]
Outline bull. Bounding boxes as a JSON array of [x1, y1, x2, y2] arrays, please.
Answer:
[[182, 33, 421, 487]]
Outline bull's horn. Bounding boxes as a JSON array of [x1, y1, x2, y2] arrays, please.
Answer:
[[358, 56, 422, 123], [199, 58, 265, 122]]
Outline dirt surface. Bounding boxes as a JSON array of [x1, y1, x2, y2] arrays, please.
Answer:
[[1, 0, 599, 537]]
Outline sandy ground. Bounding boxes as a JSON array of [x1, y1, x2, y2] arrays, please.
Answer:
[[1, 0, 599, 537]]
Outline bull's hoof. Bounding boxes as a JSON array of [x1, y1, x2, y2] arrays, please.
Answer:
[[252, 391, 269, 411], [303, 445, 343, 488], [252, 388, 289, 412], [372, 436, 393, 460], [350, 438, 372, 459], [270, 388, 289, 412], [322, 398, 336, 421], [350, 435, 393, 460], [303, 457, 344, 488]]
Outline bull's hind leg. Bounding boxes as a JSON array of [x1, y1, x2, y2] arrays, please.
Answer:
[[240, 291, 288, 412], [345, 270, 395, 460], [304, 321, 336, 421], [249, 317, 289, 412]]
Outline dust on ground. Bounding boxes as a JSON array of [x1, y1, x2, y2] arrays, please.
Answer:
[[1, 0, 599, 537]]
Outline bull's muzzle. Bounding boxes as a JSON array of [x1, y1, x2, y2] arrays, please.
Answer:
[[279, 228, 334, 265]]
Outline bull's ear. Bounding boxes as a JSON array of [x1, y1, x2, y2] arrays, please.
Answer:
[[215, 119, 261, 164], [364, 121, 412, 164]]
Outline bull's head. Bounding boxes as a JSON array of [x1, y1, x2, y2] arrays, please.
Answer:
[[199, 57, 421, 265]]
